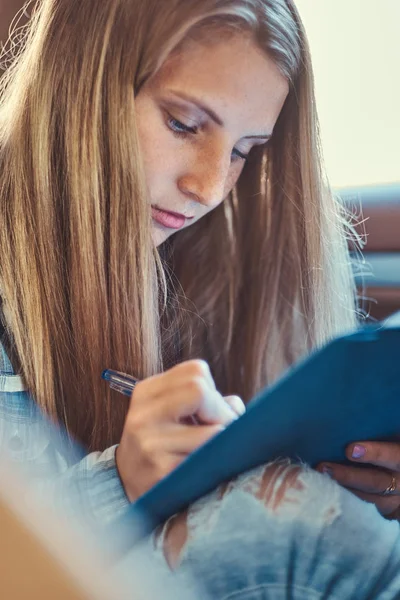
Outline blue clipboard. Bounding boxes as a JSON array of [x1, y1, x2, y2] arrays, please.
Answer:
[[116, 315, 400, 544]]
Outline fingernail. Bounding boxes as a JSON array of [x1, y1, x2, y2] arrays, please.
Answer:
[[225, 395, 246, 417], [321, 465, 333, 478], [352, 444, 366, 459]]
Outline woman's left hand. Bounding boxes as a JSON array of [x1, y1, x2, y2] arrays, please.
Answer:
[[316, 441, 400, 519]]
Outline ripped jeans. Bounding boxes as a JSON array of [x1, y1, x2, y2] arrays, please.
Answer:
[[135, 461, 400, 599]]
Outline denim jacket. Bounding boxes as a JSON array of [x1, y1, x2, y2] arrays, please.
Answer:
[[0, 338, 130, 525]]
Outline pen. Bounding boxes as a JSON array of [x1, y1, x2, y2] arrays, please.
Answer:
[[101, 369, 139, 397]]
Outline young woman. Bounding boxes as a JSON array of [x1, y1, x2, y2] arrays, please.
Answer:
[[1, 0, 400, 597]]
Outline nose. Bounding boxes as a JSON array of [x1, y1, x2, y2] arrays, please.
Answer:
[[177, 147, 231, 210]]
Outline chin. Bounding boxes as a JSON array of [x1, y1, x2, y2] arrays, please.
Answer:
[[151, 225, 169, 247]]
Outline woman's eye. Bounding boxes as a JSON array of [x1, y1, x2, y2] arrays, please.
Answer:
[[232, 148, 249, 162], [167, 116, 197, 136], [166, 114, 249, 162]]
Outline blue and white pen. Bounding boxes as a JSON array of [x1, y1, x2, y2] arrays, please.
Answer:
[[102, 369, 140, 397]]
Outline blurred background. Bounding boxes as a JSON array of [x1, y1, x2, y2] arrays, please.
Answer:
[[296, 0, 400, 321], [296, 0, 399, 188]]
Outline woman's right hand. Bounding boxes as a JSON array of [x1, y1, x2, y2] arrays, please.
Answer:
[[115, 359, 245, 502]]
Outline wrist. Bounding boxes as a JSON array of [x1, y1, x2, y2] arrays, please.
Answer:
[[114, 444, 135, 503]]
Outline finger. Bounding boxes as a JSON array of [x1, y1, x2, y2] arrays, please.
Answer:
[[345, 441, 400, 472], [344, 488, 400, 517], [316, 462, 400, 495], [224, 395, 246, 417], [147, 423, 225, 455], [182, 385, 239, 425], [143, 381, 238, 426], [132, 359, 216, 404], [169, 359, 216, 390]]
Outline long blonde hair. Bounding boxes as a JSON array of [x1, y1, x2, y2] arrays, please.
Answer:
[[0, 0, 358, 450]]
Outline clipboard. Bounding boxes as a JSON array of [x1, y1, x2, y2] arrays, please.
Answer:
[[117, 316, 400, 542]]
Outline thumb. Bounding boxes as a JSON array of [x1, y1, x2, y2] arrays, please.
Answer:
[[224, 395, 246, 417]]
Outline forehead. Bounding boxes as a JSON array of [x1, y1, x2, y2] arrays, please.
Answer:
[[148, 34, 289, 130]]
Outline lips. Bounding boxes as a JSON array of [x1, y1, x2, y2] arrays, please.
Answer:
[[151, 206, 191, 230]]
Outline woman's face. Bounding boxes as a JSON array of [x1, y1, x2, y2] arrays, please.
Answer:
[[135, 33, 289, 247]]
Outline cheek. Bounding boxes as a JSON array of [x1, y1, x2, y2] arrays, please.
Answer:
[[136, 121, 164, 181], [135, 99, 173, 186], [224, 164, 244, 198]]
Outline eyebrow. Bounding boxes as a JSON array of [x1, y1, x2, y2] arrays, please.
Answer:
[[166, 89, 272, 140]]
